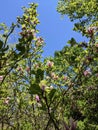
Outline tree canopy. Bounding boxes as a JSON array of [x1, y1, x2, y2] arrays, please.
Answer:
[[57, 0, 98, 35], [0, 1, 98, 130]]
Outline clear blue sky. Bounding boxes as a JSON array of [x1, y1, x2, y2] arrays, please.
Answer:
[[0, 0, 86, 57]]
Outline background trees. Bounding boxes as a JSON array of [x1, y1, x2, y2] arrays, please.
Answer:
[[0, 1, 98, 130]]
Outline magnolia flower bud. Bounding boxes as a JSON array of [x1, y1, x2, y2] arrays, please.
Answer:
[[46, 76, 50, 80], [50, 72, 58, 80], [96, 73, 98, 77], [4, 97, 10, 105], [95, 44, 98, 47], [0, 76, 3, 81], [35, 95, 40, 102], [36, 37, 44, 47], [63, 76, 68, 81], [51, 72, 56, 78], [4, 100, 9, 104], [83, 70, 91, 76], [50, 85, 53, 90], [46, 61, 54, 68], [17, 67, 22, 71], [86, 27, 95, 37], [26, 67, 30, 72]]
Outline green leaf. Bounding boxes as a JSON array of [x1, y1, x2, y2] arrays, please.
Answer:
[[16, 44, 25, 52], [29, 83, 42, 95], [35, 69, 44, 82], [0, 52, 5, 56], [31, 70, 35, 74], [40, 102, 47, 111], [67, 38, 77, 46], [0, 40, 3, 49], [49, 89, 56, 101]]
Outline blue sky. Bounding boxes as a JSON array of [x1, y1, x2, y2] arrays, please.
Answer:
[[0, 0, 86, 57]]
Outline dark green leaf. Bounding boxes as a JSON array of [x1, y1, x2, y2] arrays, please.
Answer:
[[29, 83, 42, 95], [0, 52, 5, 56], [16, 44, 25, 52], [0, 40, 3, 49], [49, 89, 56, 101], [35, 69, 44, 82], [40, 102, 47, 111]]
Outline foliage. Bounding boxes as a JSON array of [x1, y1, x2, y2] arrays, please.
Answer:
[[0, 1, 98, 130], [57, 0, 98, 35], [56, 0, 98, 129]]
